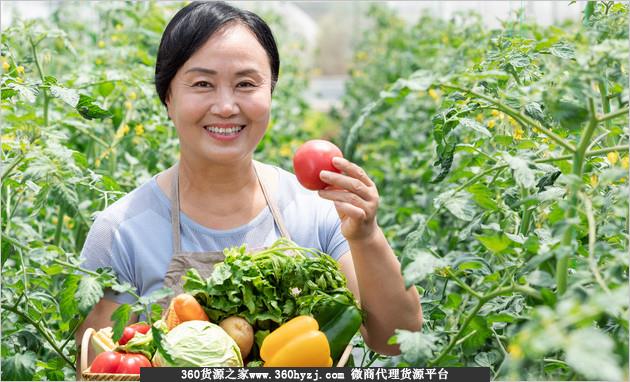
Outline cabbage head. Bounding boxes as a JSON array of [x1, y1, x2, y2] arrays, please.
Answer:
[[152, 320, 243, 367]]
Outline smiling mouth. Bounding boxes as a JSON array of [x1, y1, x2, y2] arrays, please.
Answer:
[[203, 125, 246, 136]]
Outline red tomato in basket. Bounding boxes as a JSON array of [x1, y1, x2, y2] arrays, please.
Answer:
[[293, 140, 343, 190], [119, 323, 151, 345], [90, 351, 151, 374], [90, 351, 122, 373], [115, 353, 152, 374]]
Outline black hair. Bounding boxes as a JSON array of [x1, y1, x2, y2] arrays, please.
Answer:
[[154, 1, 280, 106]]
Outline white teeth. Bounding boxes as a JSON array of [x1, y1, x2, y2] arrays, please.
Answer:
[[204, 125, 244, 135]]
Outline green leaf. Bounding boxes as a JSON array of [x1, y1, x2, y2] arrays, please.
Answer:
[[524, 102, 546, 123], [59, 274, 80, 322], [2, 351, 36, 381], [486, 313, 516, 323], [458, 118, 491, 137], [76, 94, 112, 120], [435, 190, 477, 221], [475, 233, 513, 253], [536, 169, 562, 192], [111, 282, 136, 295], [549, 43, 576, 60], [137, 287, 173, 307], [111, 304, 132, 342], [566, 328, 623, 381], [462, 316, 491, 353], [467, 183, 499, 211], [402, 249, 445, 288], [474, 351, 499, 367], [8, 82, 38, 103], [393, 330, 439, 365], [98, 81, 116, 97], [503, 153, 536, 188], [509, 53, 530, 68], [76, 275, 103, 315], [49, 85, 79, 107]]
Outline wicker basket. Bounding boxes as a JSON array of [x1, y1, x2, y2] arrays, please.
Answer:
[[80, 326, 352, 380], [80, 328, 140, 381], [336, 344, 353, 367]]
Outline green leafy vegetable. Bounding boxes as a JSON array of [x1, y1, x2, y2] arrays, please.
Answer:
[[183, 238, 359, 328]]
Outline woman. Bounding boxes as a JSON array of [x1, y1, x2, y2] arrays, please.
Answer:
[[76, 0, 422, 370]]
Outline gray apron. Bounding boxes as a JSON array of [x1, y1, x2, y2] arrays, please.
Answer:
[[159, 161, 291, 309]]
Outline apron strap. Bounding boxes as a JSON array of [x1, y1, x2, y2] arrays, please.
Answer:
[[253, 161, 292, 239], [170, 161, 291, 254], [170, 163, 182, 255]]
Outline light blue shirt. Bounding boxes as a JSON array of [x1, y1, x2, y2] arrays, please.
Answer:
[[79, 165, 350, 304]]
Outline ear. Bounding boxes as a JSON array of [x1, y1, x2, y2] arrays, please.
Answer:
[[165, 91, 172, 120]]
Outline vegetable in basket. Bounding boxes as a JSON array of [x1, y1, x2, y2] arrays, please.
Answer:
[[181, 238, 363, 364], [90, 351, 151, 374], [151, 320, 243, 367], [261, 316, 332, 367]]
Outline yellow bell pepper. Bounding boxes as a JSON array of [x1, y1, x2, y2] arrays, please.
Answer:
[[261, 316, 333, 367]]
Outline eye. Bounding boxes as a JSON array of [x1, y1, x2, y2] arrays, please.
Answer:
[[193, 81, 212, 88], [237, 81, 256, 88]]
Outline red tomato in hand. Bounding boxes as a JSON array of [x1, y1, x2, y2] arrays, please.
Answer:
[[90, 351, 122, 373], [116, 353, 151, 374], [293, 140, 343, 190]]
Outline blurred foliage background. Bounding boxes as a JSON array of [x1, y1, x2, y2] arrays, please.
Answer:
[[1, 1, 628, 380]]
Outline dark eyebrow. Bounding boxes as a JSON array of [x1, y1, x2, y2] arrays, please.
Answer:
[[184, 67, 262, 77]]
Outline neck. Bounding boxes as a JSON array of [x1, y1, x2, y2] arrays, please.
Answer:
[[177, 155, 258, 201]]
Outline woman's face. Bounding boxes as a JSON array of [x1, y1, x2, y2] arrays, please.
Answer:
[[166, 23, 273, 166]]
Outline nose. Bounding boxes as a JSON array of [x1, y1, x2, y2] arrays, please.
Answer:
[[210, 88, 239, 118]]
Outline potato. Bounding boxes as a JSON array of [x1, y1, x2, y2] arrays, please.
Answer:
[[219, 316, 254, 359]]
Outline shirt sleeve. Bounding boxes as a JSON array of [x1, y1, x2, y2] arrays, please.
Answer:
[[320, 200, 350, 261], [79, 214, 137, 304]]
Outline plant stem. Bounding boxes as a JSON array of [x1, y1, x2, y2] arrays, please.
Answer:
[[63, 122, 109, 148], [535, 144, 628, 164], [598, 107, 629, 123], [0, 153, 24, 181], [440, 83, 576, 152], [579, 193, 610, 293], [557, 98, 599, 295], [428, 284, 541, 366], [53, 205, 65, 246], [29, 37, 49, 126], [598, 80, 614, 147], [444, 268, 482, 299], [428, 299, 483, 366], [1, 304, 75, 368], [61, 317, 85, 351], [52, 259, 100, 277], [519, 186, 532, 235]]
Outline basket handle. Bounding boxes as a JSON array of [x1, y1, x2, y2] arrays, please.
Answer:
[[80, 328, 96, 375], [336, 344, 353, 367]]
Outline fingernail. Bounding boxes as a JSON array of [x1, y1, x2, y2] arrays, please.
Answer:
[[332, 157, 344, 164]]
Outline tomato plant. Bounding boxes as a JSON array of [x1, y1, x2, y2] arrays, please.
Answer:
[[337, 2, 628, 380], [0, 2, 317, 380]]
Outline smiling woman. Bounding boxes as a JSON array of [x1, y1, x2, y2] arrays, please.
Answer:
[[164, 23, 273, 165], [75, 0, 422, 371]]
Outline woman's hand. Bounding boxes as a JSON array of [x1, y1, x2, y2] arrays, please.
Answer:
[[317, 157, 380, 241]]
